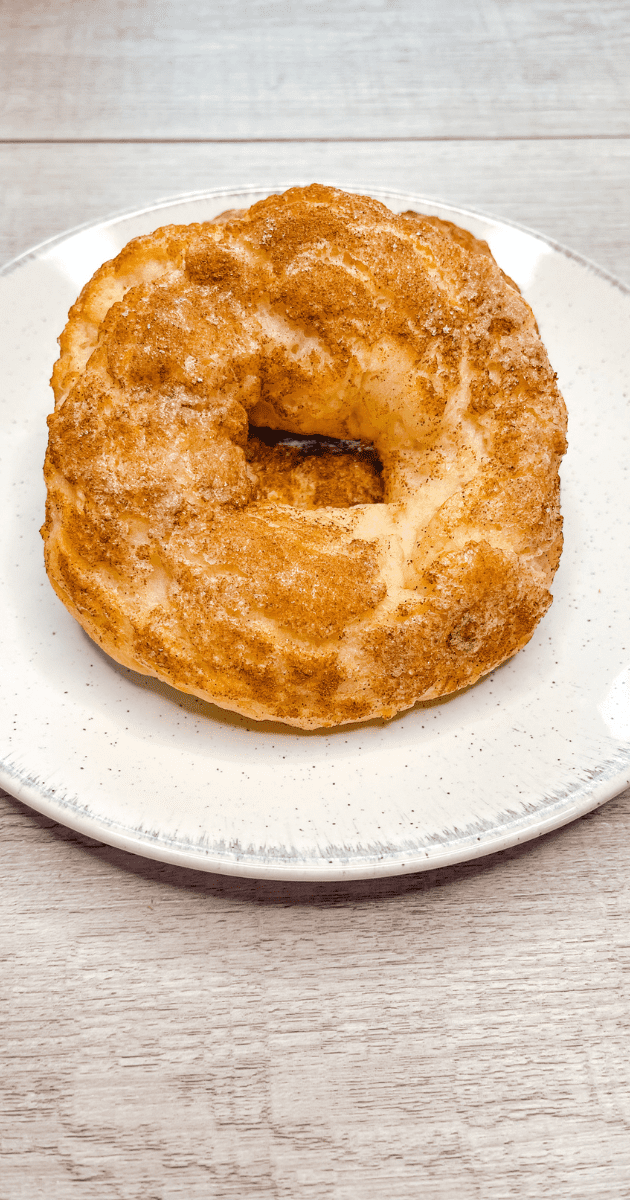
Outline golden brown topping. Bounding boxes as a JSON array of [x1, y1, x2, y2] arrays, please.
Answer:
[[42, 185, 567, 727]]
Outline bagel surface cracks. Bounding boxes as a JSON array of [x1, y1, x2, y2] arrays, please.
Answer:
[[42, 185, 567, 728]]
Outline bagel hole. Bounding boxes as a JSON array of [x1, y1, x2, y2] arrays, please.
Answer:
[[246, 426, 384, 509]]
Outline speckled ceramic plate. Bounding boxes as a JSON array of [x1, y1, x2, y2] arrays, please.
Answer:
[[2, 185, 630, 880]]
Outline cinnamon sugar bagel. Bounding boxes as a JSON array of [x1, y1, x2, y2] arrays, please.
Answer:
[[42, 185, 567, 729]]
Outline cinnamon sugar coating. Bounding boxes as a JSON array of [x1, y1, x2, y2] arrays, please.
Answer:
[[42, 185, 567, 728]]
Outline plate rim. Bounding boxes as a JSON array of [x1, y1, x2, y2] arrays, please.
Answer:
[[2, 180, 629, 298], [2, 755, 627, 881], [2, 182, 630, 880]]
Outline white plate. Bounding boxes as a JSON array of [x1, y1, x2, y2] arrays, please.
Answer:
[[2, 184, 630, 881]]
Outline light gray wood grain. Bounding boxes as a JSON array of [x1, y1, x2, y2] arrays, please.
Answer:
[[1, 0, 630, 140], [2, 784, 630, 1198], [3, 139, 630, 283]]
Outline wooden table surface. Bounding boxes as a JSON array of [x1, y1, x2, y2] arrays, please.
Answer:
[[2, 4, 630, 1196]]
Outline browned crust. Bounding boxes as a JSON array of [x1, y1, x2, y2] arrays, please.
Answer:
[[42, 185, 567, 728]]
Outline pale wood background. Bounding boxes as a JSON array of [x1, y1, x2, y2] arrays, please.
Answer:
[[2, 3, 630, 1197]]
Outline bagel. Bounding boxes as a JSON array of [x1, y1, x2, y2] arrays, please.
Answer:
[[42, 184, 567, 729]]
